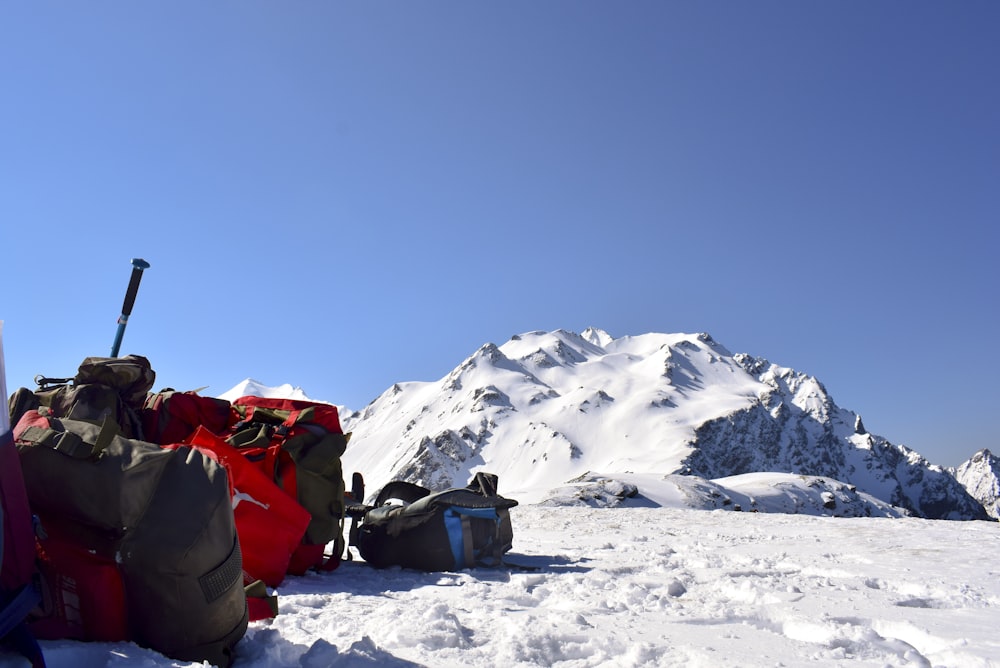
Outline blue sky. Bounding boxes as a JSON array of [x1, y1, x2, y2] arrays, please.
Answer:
[[2, 2, 997, 467]]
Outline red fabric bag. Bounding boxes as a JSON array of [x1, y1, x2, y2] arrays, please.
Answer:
[[31, 525, 128, 642], [185, 427, 311, 587], [142, 390, 236, 445]]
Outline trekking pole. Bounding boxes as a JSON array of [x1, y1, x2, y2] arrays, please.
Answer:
[[110, 258, 151, 358]]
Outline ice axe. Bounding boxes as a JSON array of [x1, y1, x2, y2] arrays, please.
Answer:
[[110, 258, 150, 358]]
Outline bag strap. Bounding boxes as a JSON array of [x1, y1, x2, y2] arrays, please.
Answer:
[[266, 447, 298, 499], [444, 506, 505, 569], [18, 417, 117, 460], [0, 584, 46, 668], [33, 375, 73, 391], [234, 406, 304, 431], [345, 472, 367, 551], [373, 481, 430, 507], [466, 472, 500, 497], [460, 514, 476, 568], [244, 578, 278, 621]]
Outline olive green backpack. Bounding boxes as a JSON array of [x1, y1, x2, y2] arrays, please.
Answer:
[[13, 411, 248, 666], [8, 355, 154, 440]]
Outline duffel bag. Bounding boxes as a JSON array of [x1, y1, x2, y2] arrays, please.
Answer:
[[357, 472, 518, 571]]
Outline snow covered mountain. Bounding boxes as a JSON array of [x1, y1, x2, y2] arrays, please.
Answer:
[[953, 449, 1000, 519], [685, 350, 989, 520], [227, 328, 991, 520], [218, 378, 313, 403]]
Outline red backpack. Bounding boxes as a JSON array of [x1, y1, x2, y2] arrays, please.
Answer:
[[223, 397, 350, 574], [141, 389, 236, 445]]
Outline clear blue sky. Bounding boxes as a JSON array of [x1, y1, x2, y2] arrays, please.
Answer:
[[2, 2, 997, 467]]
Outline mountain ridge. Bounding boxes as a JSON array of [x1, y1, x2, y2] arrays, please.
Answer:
[[223, 328, 993, 521]]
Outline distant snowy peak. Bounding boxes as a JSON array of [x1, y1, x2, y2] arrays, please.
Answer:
[[217, 378, 315, 403], [217, 379, 362, 424], [954, 449, 1000, 519], [581, 327, 614, 348]]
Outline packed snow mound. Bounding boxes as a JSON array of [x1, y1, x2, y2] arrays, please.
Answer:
[[536, 471, 904, 517], [712, 472, 905, 517]]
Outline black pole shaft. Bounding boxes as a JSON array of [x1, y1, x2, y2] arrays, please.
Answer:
[[110, 258, 150, 357], [121, 264, 147, 317]]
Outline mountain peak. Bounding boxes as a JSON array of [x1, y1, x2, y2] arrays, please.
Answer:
[[954, 449, 1000, 519], [581, 327, 613, 348], [218, 378, 315, 403]]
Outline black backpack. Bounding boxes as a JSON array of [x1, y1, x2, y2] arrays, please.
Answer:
[[356, 473, 517, 571]]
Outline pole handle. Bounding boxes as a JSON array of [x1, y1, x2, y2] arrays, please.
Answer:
[[111, 258, 150, 357], [121, 258, 150, 317]]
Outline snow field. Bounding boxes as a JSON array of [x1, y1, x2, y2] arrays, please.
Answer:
[[6, 506, 1000, 667]]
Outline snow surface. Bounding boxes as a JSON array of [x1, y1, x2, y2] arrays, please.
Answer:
[[5, 506, 1000, 668]]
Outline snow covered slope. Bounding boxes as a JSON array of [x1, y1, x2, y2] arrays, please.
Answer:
[[340, 329, 757, 502]]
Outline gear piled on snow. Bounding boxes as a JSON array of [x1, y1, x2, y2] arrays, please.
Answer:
[[0, 260, 519, 666]]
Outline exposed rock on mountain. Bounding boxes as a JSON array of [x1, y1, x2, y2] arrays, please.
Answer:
[[683, 355, 988, 520]]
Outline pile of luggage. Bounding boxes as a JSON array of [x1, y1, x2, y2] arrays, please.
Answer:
[[1, 355, 518, 667]]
